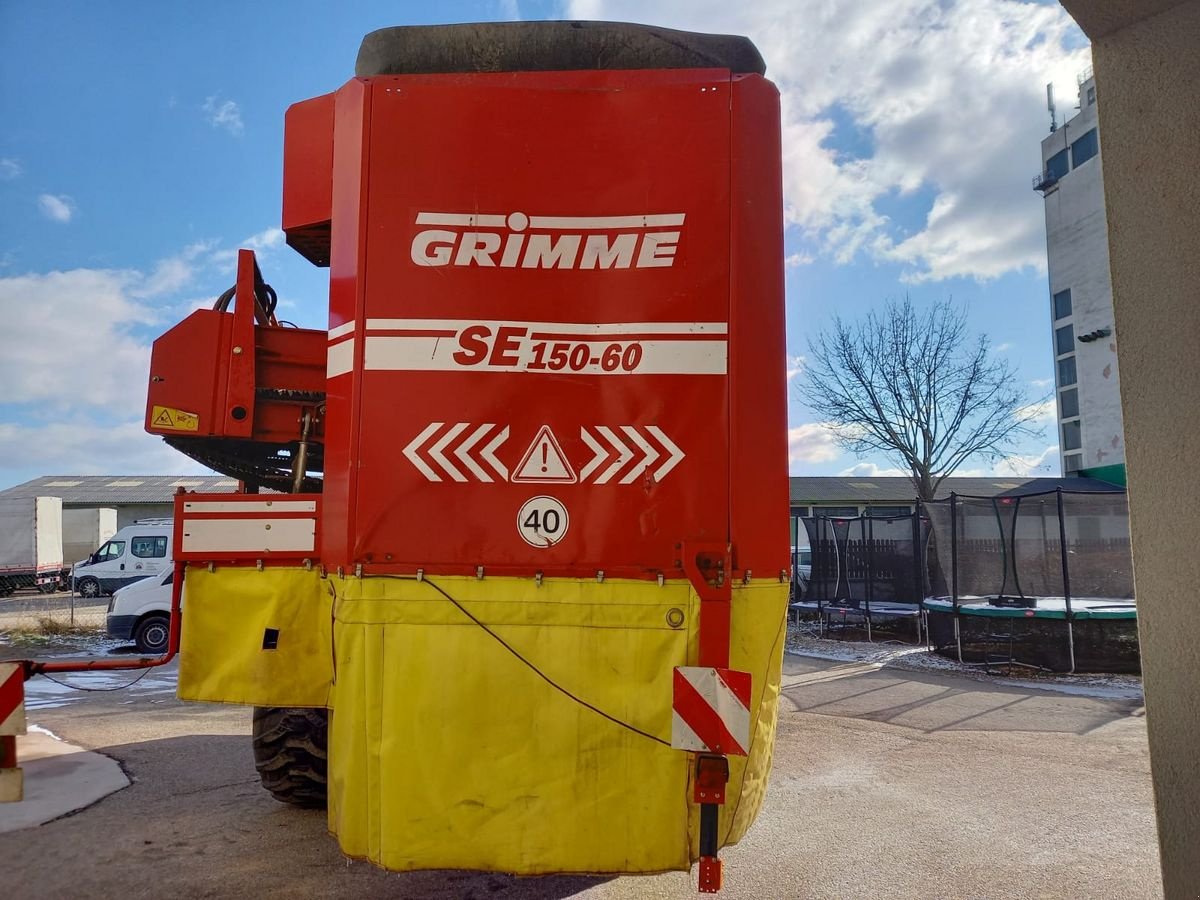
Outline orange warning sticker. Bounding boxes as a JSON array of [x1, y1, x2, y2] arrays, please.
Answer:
[[150, 405, 199, 432]]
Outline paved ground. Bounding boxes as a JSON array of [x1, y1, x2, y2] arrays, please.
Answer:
[[0, 653, 1161, 899]]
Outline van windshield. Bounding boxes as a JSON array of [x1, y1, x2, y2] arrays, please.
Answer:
[[96, 541, 125, 562]]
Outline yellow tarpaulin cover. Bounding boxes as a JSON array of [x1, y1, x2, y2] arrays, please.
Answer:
[[178, 566, 333, 707], [328, 575, 787, 875], [176, 565, 786, 874]]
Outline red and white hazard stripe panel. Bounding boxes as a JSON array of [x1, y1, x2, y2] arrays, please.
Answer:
[[1, 662, 27, 803], [176, 495, 320, 561], [671, 666, 752, 757]]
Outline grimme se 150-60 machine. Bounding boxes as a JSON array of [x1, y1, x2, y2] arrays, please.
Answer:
[[3, 22, 789, 892]]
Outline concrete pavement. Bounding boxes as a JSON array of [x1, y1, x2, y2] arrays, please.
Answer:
[[0, 654, 1161, 898], [0, 728, 129, 833]]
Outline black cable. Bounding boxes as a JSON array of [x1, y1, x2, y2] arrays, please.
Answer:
[[363, 574, 670, 748], [37, 666, 154, 692]]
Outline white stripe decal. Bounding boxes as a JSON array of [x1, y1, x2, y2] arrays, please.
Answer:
[[415, 212, 508, 227], [363, 336, 725, 375], [328, 321, 356, 341], [181, 518, 316, 554], [183, 500, 317, 514], [363, 319, 726, 335], [328, 338, 354, 378], [670, 710, 709, 753], [526, 213, 686, 229]]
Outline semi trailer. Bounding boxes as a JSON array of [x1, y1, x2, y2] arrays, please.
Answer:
[[0, 496, 64, 596], [10, 21, 790, 892]]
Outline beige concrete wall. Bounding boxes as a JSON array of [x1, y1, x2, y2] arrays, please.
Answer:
[[1060, 2, 1200, 896]]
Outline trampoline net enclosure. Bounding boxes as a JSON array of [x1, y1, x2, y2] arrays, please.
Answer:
[[922, 490, 1137, 672], [797, 513, 925, 608], [923, 490, 1133, 603]]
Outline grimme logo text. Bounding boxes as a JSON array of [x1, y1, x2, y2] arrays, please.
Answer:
[[409, 211, 684, 270]]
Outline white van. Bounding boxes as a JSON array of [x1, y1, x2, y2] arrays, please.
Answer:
[[106, 567, 176, 653], [73, 520, 173, 598]]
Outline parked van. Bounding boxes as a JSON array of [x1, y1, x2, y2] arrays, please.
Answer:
[[72, 520, 172, 598], [107, 567, 176, 653]]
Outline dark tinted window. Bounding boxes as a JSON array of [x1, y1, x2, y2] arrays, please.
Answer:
[[1056, 324, 1075, 356], [1045, 148, 1069, 180], [131, 536, 168, 558], [1062, 420, 1082, 451], [1053, 289, 1072, 320], [1071, 128, 1099, 167], [1060, 388, 1079, 418], [1063, 453, 1082, 474], [866, 506, 911, 518], [1058, 355, 1077, 387]]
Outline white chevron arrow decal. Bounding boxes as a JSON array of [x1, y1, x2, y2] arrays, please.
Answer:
[[578, 427, 608, 483], [430, 422, 469, 482], [403, 422, 444, 482], [594, 426, 632, 485], [455, 423, 496, 482], [619, 425, 660, 484], [647, 425, 685, 481], [480, 426, 510, 481]]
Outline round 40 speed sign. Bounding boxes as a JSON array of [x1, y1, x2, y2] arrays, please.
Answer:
[[517, 496, 570, 548]]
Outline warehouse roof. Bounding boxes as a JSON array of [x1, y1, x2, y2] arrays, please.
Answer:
[[0, 475, 243, 505], [790, 475, 1123, 505]]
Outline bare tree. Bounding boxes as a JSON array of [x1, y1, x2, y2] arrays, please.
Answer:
[[799, 296, 1045, 500]]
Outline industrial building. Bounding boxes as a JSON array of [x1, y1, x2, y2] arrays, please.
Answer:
[[1033, 71, 1126, 480], [0, 475, 242, 527]]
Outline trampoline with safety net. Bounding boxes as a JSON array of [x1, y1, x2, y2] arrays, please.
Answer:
[[790, 512, 927, 642], [921, 489, 1137, 673]]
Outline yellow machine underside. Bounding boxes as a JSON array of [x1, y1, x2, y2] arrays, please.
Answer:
[[179, 566, 787, 874]]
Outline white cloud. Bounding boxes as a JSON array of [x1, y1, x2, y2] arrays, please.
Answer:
[[994, 342, 1012, 353], [210, 227, 286, 272], [788, 422, 842, 466], [785, 251, 814, 268], [566, 0, 1089, 282], [1015, 398, 1057, 423], [0, 268, 152, 409], [994, 443, 1060, 476], [786, 354, 805, 382], [38, 193, 75, 223], [839, 461, 908, 477], [202, 95, 244, 136], [0, 158, 21, 180], [1031, 377, 1054, 388]]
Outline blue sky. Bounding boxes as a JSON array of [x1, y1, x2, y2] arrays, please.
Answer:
[[0, 0, 1089, 488]]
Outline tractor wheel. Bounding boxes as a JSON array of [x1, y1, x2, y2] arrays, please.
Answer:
[[252, 706, 328, 808]]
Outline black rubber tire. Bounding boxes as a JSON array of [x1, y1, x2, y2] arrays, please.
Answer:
[[133, 614, 170, 654], [252, 707, 329, 808], [76, 577, 100, 599]]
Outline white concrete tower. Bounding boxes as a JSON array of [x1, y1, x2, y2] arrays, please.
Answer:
[[1034, 71, 1125, 477]]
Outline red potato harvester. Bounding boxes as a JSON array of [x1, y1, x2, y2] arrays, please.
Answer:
[[9, 22, 789, 893]]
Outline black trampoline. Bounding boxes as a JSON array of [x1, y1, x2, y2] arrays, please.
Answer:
[[790, 512, 927, 643], [921, 489, 1138, 673]]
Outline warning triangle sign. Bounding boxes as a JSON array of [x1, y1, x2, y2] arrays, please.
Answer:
[[512, 425, 577, 484], [153, 409, 174, 427]]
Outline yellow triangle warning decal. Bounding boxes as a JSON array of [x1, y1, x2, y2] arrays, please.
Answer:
[[150, 405, 199, 432], [512, 425, 577, 484]]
